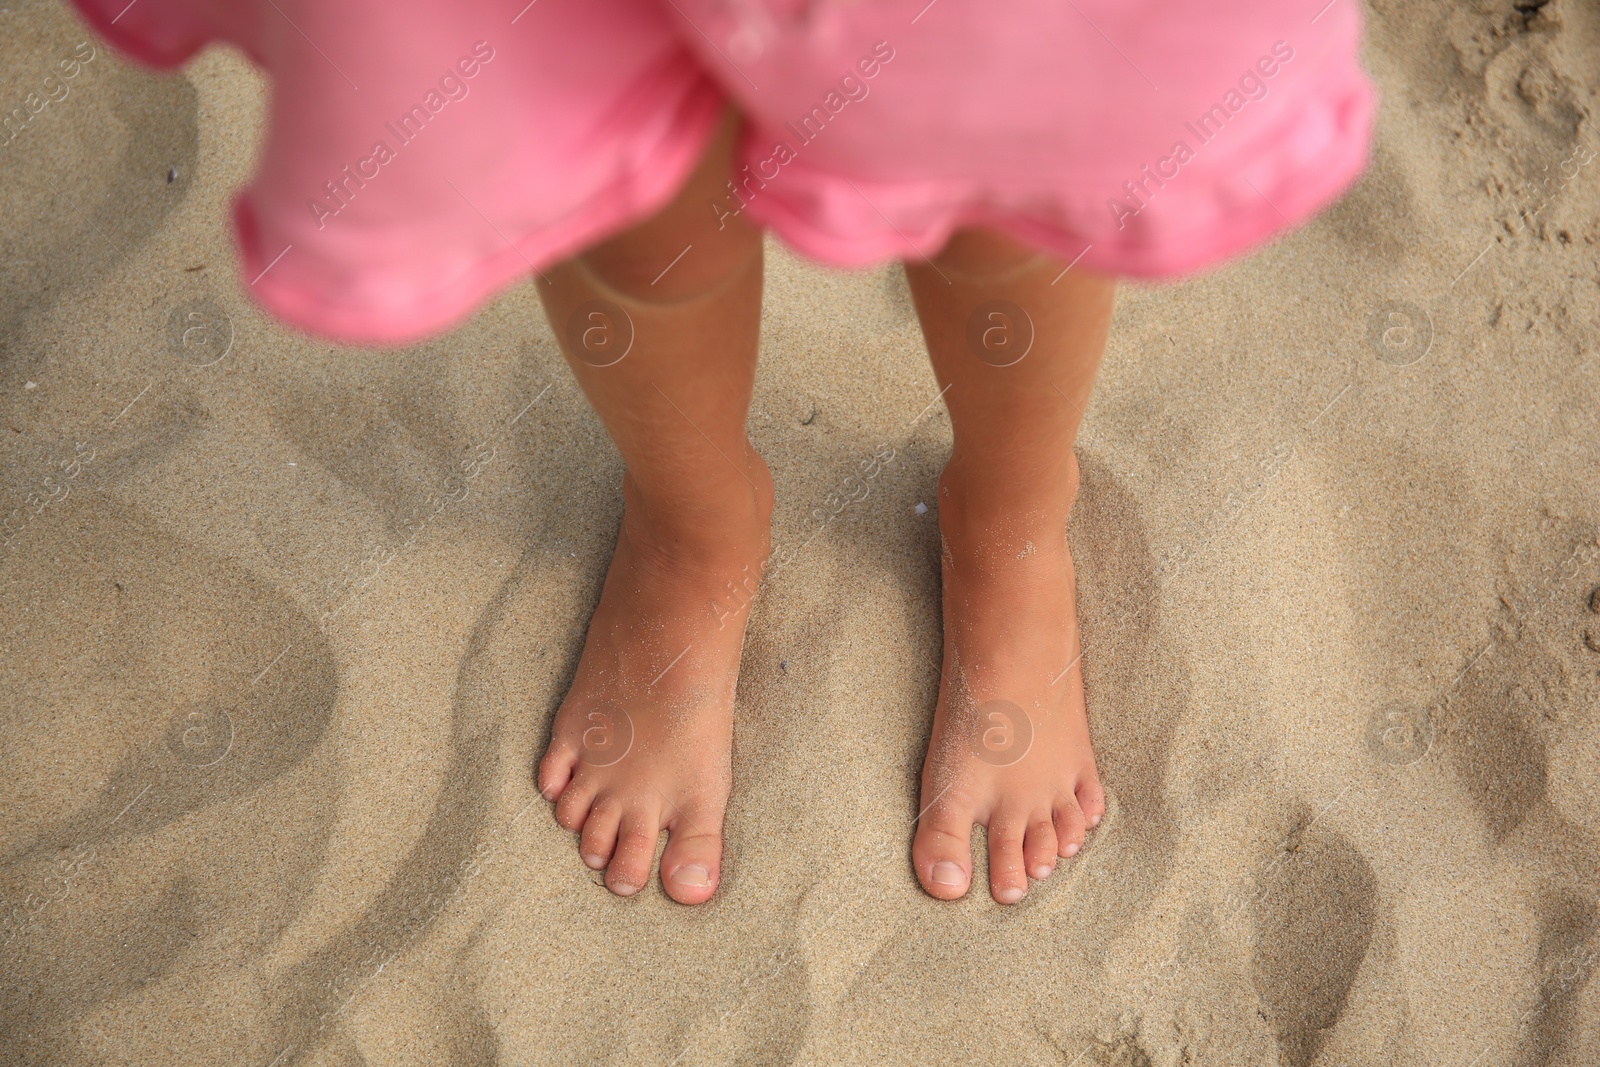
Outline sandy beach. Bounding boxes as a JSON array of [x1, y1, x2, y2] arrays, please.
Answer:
[[3, 0, 1599, 1062]]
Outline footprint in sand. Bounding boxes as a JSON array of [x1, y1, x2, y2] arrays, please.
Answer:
[[1426, 540, 1600, 1062], [1249, 825, 1379, 1067], [1435, 565, 1596, 842]]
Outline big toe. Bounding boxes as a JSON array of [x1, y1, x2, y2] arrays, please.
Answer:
[[913, 802, 974, 901], [659, 823, 722, 906]]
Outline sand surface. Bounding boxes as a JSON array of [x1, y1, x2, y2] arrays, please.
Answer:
[[3, 0, 1600, 1063]]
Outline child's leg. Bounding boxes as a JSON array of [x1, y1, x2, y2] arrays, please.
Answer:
[[534, 110, 770, 905], [903, 230, 1114, 904]]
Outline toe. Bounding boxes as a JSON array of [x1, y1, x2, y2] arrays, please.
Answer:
[[1022, 814, 1058, 881], [913, 795, 975, 901], [605, 803, 662, 898], [659, 804, 722, 906], [537, 741, 579, 802], [553, 777, 598, 833], [1076, 772, 1106, 829], [578, 797, 623, 871], [1054, 791, 1087, 857], [986, 814, 1029, 904]]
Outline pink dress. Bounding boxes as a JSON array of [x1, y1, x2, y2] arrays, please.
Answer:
[[71, 0, 1375, 345]]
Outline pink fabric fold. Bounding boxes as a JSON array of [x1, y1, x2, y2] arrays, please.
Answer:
[[68, 0, 1376, 344]]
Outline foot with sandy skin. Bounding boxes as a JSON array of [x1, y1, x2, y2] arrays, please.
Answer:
[[537, 458, 771, 904], [913, 454, 1106, 904]]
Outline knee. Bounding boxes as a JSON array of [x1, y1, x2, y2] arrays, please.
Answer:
[[922, 227, 1043, 283], [577, 212, 761, 305], [570, 106, 763, 304]]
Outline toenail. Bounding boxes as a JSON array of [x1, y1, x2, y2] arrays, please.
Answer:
[[611, 881, 641, 897], [1063, 842, 1081, 857], [673, 864, 713, 888], [1030, 864, 1053, 880], [1088, 813, 1101, 827], [931, 861, 966, 887], [995, 886, 1025, 904], [582, 853, 606, 870]]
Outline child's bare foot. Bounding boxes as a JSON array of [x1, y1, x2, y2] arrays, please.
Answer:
[[537, 456, 771, 904], [913, 453, 1106, 904]]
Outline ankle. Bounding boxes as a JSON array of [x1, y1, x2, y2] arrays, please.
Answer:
[[937, 451, 1078, 542], [621, 450, 773, 570]]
